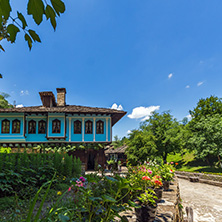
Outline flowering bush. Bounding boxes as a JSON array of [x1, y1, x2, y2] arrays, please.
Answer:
[[127, 160, 175, 206], [48, 174, 135, 221], [160, 164, 175, 181]]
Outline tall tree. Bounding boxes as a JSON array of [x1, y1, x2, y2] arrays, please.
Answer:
[[188, 114, 222, 167], [187, 96, 222, 166], [126, 129, 157, 165], [142, 111, 181, 163], [189, 96, 222, 125]]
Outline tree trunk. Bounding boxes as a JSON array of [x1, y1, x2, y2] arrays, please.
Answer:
[[206, 156, 210, 166], [218, 154, 221, 167], [163, 153, 167, 164]]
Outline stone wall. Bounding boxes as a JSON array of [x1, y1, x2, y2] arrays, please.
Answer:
[[176, 171, 222, 187], [155, 178, 183, 222]]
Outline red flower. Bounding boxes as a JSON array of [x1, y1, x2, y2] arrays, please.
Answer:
[[142, 176, 151, 181], [154, 180, 162, 186]]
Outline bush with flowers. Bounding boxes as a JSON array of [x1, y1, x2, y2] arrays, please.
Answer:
[[127, 160, 175, 206], [160, 164, 175, 182], [41, 173, 136, 222]]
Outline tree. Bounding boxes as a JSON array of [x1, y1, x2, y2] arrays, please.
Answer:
[[126, 129, 157, 165], [142, 111, 181, 163], [0, 0, 65, 51], [188, 114, 222, 167], [189, 96, 222, 126], [112, 135, 128, 148], [0, 92, 13, 108]]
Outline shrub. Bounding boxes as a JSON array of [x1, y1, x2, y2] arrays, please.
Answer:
[[0, 152, 81, 197]]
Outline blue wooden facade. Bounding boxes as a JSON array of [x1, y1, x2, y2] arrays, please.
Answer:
[[0, 88, 126, 146]]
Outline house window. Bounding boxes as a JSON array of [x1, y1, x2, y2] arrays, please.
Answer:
[[28, 120, 36, 134], [12, 119, 20, 134], [85, 120, 93, 134], [74, 120, 81, 134], [38, 120, 46, 134], [1, 119, 10, 134], [96, 120, 104, 134], [52, 119, 61, 133]]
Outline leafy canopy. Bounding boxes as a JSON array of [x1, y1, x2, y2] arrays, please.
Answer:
[[187, 114, 222, 166], [126, 129, 157, 165], [0, 92, 13, 108], [126, 111, 181, 164], [0, 0, 65, 51], [189, 95, 222, 126], [187, 96, 222, 166], [141, 111, 181, 163]]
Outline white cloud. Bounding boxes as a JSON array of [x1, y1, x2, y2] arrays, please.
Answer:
[[20, 90, 29, 96], [186, 114, 192, 119], [16, 104, 24, 108], [185, 85, 190, 89], [168, 73, 173, 79], [128, 105, 160, 121], [127, 130, 132, 134], [197, 81, 203, 87], [111, 103, 123, 110]]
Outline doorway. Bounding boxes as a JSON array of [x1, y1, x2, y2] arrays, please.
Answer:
[[87, 152, 95, 170]]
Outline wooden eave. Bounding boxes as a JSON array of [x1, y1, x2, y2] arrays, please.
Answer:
[[0, 106, 127, 126]]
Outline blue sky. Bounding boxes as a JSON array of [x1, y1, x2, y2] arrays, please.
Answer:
[[1, 0, 222, 138]]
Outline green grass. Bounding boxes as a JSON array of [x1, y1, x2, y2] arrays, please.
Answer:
[[167, 150, 222, 175]]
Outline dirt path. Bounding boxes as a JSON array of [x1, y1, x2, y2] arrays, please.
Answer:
[[178, 178, 222, 222]]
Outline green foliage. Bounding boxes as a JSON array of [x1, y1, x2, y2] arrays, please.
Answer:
[[189, 96, 222, 124], [112, 135, 128, 148], [0, 152, 81, 197], [186, 96, 222, 167], [187, 114, 222, 166], [160, 164, 174, 181], [126, 111, 181, 164], [0, 93, 13, 108], [0, 0, 66, 51], [60, 174, 134, 221], [144, 111, 181, 163], [137, 189, 157, 206], [0, 196, 15, 211], [126, 130, 157, 165], [0, 147, 11, 153]]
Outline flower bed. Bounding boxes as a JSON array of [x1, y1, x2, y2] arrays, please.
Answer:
[[0, 159, 177, 221]]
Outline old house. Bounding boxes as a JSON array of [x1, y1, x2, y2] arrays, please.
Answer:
[[0, 88, 126, 170], [105, 145, 128, 165]]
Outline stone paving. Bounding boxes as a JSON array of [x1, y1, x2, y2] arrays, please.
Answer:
[[178, 178, 222, 222]]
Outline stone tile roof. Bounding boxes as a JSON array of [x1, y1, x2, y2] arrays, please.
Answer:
[[0, 105, 126, 126], [105, 145, 127, 154]]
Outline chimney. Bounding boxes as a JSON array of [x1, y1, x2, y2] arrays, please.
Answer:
[[56, 88, 66, 106], [39, 91, 56, 107]]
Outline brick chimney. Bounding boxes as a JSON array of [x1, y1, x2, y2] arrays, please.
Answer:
[[56, 88, 66, 106], [39, 91, 56, 107]]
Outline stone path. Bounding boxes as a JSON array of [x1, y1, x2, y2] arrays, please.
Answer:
[[178, 178, 222, 222]]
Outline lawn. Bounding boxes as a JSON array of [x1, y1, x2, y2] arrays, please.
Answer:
[[167, 150, 222, 175]]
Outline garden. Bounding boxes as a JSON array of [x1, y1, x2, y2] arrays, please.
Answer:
[[0, 149, 176, 222]]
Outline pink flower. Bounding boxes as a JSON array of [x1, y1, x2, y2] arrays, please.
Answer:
[[75, 180, 84, 187], [68, 187, 71, 192], [171, 162, 174, 164], [148, 169, 152, 174], [79, 176, 86, 182]]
